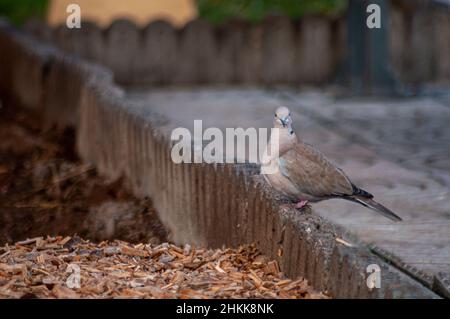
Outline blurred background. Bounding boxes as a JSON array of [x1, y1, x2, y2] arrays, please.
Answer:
[[1, 0, 449, 95], [2, 0, 346, 26]]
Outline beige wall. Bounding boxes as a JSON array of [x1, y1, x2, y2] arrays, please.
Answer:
[[47, 0, 197, 27]]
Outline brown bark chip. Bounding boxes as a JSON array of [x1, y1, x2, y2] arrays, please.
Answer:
[[0, 237, 326, 299]]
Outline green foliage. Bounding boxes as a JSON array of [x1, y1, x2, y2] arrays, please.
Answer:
[[196, 0, 347, 23], [0, 0, 49, 25]]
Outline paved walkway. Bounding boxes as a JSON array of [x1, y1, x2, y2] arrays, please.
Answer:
[[127, 87, 450, 291]]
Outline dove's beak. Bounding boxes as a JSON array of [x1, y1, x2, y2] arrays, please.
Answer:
[[280, 117, 290, 127]]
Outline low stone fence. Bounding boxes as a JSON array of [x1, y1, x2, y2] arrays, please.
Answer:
[[389, 0, 450, 84], [24, 2, 450, 87], [26, 16, 344, 86], [0, 18, 440, 298]]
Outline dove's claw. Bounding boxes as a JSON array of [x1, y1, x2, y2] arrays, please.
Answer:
[[295, 200, 309, 209]]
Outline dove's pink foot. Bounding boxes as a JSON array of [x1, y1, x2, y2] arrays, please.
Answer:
[[295, 200, 309, 209]]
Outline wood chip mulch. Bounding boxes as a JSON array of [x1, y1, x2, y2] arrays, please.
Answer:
[[0, 236, 328, 299]]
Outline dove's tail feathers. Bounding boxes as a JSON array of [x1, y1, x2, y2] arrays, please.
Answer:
[[349, 196, 402, 222], [351, 184, 373, 198]]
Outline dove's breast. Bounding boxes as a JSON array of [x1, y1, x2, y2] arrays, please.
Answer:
[[262, 158, 308, 201]]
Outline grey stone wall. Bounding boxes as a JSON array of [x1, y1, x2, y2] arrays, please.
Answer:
[[25, 16, 342, 86], [389, 0, 450, 84], [24, 4, 450, 86], [0, 21, 54, 111], [44, 54, 112, 129]]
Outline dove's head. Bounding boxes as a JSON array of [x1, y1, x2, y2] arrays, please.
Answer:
[[274, 106, 292, 128], [269, 106, 297, 156]]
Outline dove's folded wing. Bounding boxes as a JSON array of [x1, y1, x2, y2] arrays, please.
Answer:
[[278, 143, 354, 199]]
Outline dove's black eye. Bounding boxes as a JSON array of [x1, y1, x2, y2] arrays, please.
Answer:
[[274, 113, 277, 117]]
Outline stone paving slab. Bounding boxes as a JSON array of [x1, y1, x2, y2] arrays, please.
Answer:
[[127, 87, 450, 292]]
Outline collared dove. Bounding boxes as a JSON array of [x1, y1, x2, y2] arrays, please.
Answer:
[[262, 106, 402, 222]]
